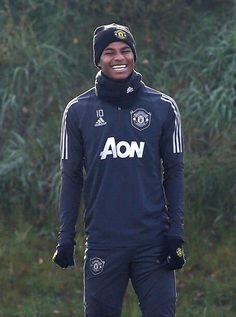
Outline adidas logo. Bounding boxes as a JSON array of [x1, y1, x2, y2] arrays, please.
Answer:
[[94, 117, 107, 127], [127, 86, 134, 94]]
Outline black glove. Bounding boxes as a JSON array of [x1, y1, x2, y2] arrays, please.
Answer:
[[52, 243, 75, 268], [165, 238, 186, 270]]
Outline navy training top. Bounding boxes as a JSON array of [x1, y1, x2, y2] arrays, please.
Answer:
[[58, 85, 184, 247]]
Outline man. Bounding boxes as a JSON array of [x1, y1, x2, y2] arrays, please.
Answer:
[[52, 23, 185, 317]]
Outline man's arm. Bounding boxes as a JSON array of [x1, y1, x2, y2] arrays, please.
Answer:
[[160, 96, 185, 269], [53, 101, 84, 268]]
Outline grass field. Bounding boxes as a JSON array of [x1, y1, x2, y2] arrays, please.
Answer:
[[0, 212, 235, 317]]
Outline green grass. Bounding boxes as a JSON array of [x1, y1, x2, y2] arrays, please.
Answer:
[[0, 212, 235, 317]]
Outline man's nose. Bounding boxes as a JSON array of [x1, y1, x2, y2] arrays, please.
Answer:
[[114, 52, 124, 61]]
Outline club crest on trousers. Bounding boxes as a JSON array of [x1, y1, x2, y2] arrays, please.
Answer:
[[89, 257, 105, 275]]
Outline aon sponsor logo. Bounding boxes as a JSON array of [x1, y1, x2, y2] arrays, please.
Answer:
[[100, 137, 145, 160]]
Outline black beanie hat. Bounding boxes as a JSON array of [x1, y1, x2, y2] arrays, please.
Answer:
[[93, 23, 137, 67]]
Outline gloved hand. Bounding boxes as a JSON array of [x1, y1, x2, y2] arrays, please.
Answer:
[[165, 238, 186, 270], [52, 243, 75, 268]]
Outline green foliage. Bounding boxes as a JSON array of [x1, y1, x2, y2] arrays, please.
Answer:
[[1, 0, 235, 220], [174, 14, 236, 218]]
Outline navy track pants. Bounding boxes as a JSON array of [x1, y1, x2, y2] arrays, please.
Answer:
[[83, 243, 176, 317]]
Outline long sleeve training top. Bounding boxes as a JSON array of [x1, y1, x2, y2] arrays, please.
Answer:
[[58, 85, 184, 247]]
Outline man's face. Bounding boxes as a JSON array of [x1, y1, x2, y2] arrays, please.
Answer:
[[98, 41, 135, 81]]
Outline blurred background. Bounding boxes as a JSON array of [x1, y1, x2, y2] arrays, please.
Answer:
[[0, 0, 236, 316]]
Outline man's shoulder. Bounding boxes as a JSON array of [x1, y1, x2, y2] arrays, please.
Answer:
[[64, 87, 96, 113], [70, 87, 96, 105], [143, 85, 176, 108], [77, 87, 96, 102]]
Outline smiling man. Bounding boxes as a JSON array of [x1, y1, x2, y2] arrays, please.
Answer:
[[98, 41, 134, 80], [52, 23, 186, 317]]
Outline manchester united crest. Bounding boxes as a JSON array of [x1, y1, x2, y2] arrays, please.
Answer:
[[114, 29, 127, 39], [130, 108, 151, 131], [89, 257, 105, 275]]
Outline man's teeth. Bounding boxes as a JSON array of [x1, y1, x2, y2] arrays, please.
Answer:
[[112, 65, 127, 69]]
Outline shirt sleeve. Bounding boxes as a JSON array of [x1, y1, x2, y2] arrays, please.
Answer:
[[58, 102, 84, 245], [160, 97, 184, 240]]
